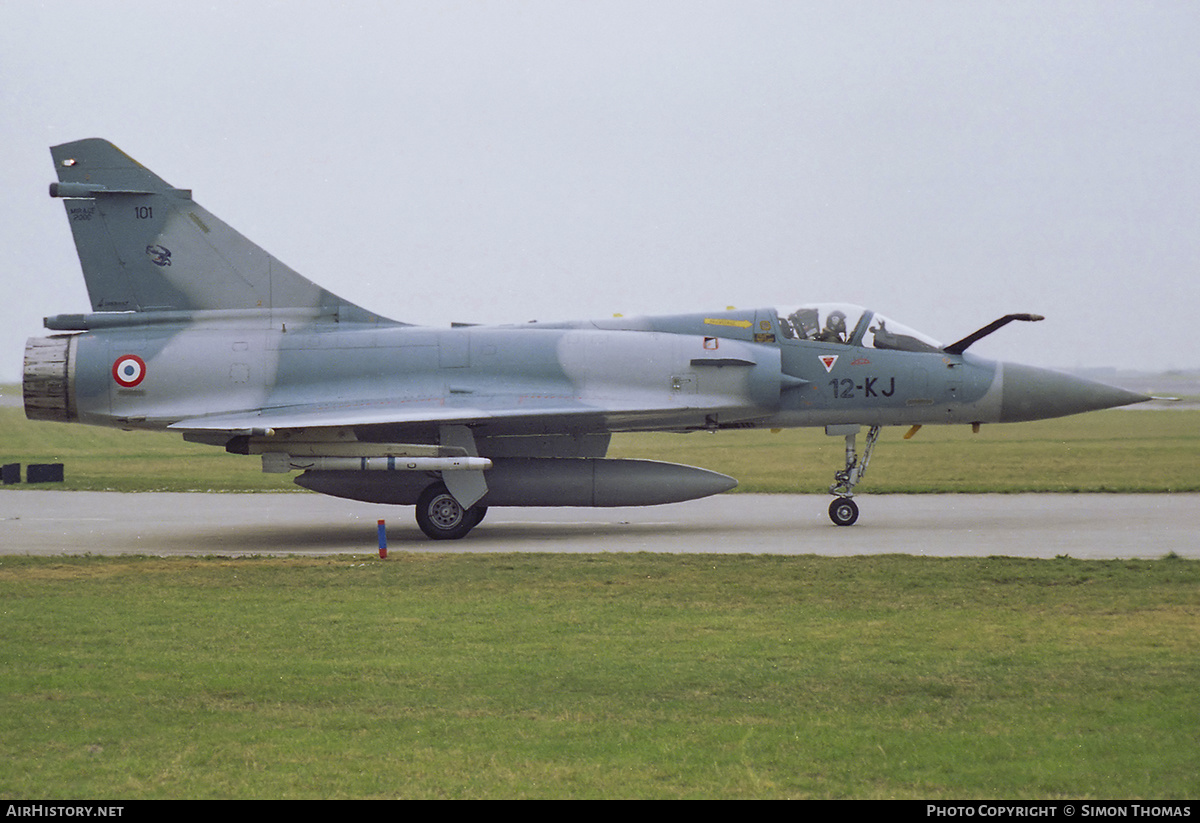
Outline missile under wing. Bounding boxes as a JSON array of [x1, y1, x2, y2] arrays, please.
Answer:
[[24, 139, 1150, 539]]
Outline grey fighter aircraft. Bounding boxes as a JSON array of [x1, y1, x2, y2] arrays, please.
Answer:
[[24, 138, 1150, 539]]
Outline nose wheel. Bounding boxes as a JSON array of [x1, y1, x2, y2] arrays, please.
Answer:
[[828, 497, 859, 527], [826, 424, 880, 526]]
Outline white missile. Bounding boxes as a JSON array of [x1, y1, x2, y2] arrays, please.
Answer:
[[263, 454, 492, 474]]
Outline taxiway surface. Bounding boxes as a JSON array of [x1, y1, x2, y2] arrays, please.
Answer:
[[1, 491, 1196, 558]]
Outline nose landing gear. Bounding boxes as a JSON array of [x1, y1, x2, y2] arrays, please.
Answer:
[[826, 424, 880, 526], [828, 496, 860, 527]]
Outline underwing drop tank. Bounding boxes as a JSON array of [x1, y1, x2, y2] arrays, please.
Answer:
[[294, 457, 737, 507]]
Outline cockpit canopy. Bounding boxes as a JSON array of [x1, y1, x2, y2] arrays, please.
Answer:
[[776, 304, 941, 353]]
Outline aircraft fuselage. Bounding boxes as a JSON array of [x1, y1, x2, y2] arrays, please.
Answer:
[[26, 138, 1151, 538], [29, 308, 1019, 440]]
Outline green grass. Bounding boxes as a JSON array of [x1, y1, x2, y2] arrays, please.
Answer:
[[4, 404, 1200, 493], [1, 405, 294, 492], [4, 395, 1198, 798], [610, 410, 1200, 493], [1, 553, 1196, 799]]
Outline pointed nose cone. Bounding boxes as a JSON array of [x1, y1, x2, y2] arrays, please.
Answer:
[[999, 363, 1150, 423]]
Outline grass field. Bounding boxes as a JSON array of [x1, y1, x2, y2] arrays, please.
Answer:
[[609, 409, 1200, 494], [3, 404, 1199, 494], [3, 401, 1198, 798], [1, 553, 1197, 799]]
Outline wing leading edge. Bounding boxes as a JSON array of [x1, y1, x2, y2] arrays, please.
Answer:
[[166, 393, 761, 436]]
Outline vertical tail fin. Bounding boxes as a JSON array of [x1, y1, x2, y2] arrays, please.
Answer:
[[49, 138, 387, 323]]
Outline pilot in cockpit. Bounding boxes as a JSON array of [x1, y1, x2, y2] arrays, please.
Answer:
[[815, 310, 848, 344]]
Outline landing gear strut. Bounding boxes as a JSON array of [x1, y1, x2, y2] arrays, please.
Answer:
[[827, 424, 881, 526]]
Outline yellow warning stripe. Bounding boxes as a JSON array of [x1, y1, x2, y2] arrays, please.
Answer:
[[704, 318, 753, 329]]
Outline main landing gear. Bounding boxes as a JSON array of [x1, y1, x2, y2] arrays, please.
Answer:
[[826, 424, 881, 527], [415, 482, 488, 540]]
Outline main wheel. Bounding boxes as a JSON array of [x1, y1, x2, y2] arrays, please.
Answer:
[[416, 483, 477, 540], [828, 497, 859, 527], [465, 505, 488, 529]]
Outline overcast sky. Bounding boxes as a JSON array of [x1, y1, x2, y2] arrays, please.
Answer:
[[2, 1, 1197, 383]]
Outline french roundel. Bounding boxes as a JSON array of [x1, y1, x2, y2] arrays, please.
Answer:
[[112, 354, 147, 388]]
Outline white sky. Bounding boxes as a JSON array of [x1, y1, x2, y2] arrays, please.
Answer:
[[2, 1, 1197, 382]]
